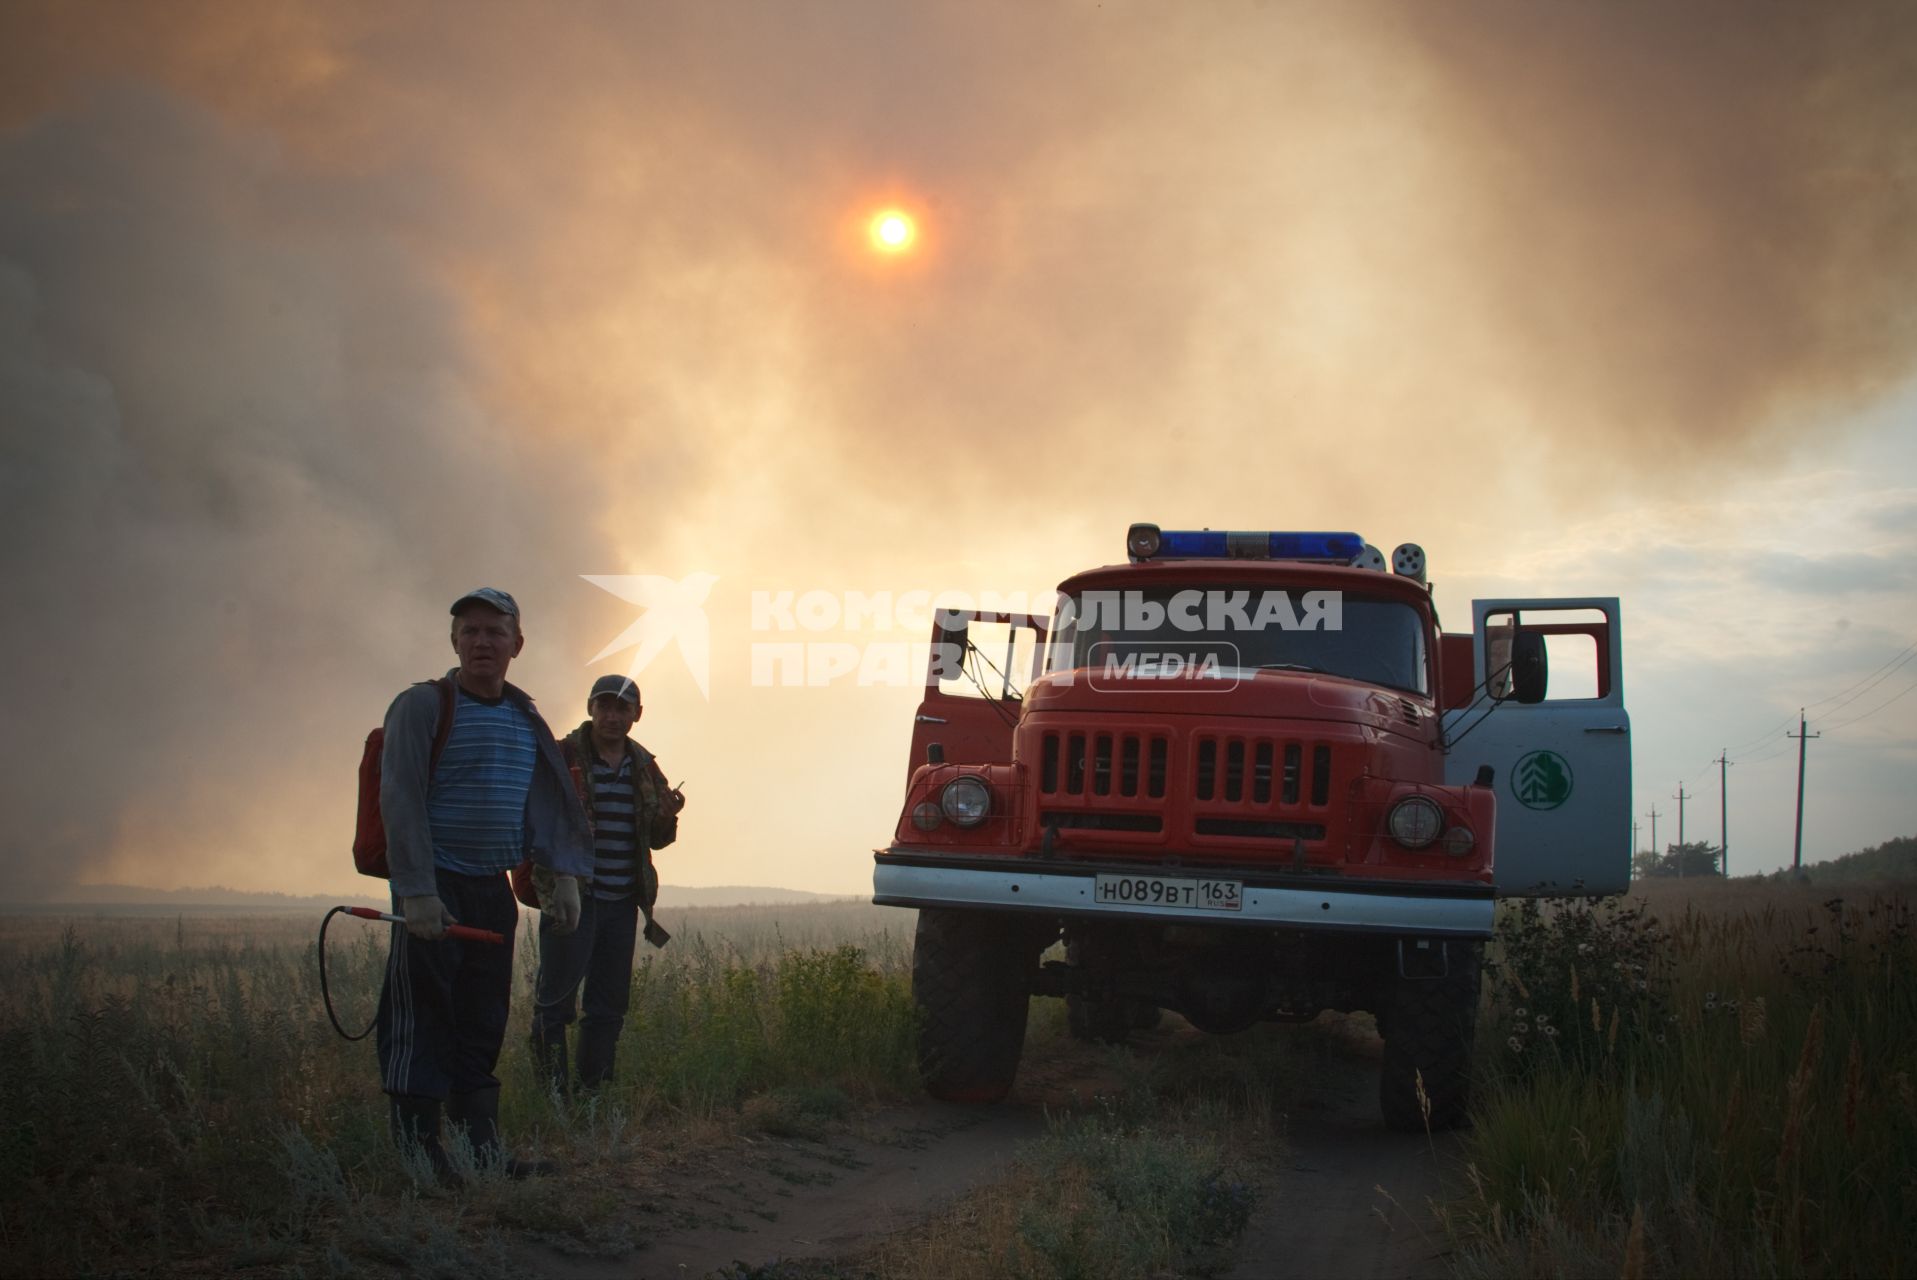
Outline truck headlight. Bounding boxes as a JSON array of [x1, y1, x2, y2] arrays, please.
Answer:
[[1441, 825, 1475, 857], [1387, 796, 1443, 849], [940, 776, 992, 827], [910, 802, 943, 831]]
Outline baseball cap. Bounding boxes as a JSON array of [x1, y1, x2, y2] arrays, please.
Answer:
[[450, 587, 520, 618], [589, 674, 640, 707]]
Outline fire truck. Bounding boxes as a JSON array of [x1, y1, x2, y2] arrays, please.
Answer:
[[871, 525, 1630, 1130]]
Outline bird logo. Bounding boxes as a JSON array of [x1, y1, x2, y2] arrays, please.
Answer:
[[582, 573, 719, 700]]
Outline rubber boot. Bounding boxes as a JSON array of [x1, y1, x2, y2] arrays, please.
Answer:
[[576, 1021, 620, 1091], [447, 1085, 556, 1179], [529, 1024, 571, 1099], [389, 1094, 461, 1187]]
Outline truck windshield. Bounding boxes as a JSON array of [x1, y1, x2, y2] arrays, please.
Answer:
[[1047, 586, 1430, 696]]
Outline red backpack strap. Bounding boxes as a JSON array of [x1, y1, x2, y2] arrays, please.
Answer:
[[429, 676, 456, 768], [560, 735, 592, 813]]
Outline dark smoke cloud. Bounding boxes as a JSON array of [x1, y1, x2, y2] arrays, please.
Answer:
[[1393, 1, 1917, 467], [0, 89, 610, 896], [8, 4, 1910, 508], [1, 2, 1913, 893]]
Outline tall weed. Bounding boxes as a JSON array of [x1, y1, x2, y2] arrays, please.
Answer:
[[1011, 1111, 1252, 1280], [1486, 895, 1673, 1076], [1452, 884, 1917, 1278], [0, 904, 918, 1276]]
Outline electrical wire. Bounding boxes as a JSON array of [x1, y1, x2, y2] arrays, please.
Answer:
[[1680, 756, 1719, 787], [1818, 675, 1917, 733], [1806, 638, 1917, 713], [1719, 715, 1799, 759], [1716, 637, 1916, 758], [1726, 675, 1914, 764], [1809, 647, 1917, 722], [1734, 740, 1796, 766]]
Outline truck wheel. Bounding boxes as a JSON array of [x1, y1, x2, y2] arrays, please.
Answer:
[[1378, 942, 1482, 1132], [914, 909, 1037, 1103]]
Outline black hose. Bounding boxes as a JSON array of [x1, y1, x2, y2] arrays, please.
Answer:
[[319, 906, 379, 1041]]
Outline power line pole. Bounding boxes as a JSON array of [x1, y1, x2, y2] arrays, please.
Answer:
[[1645, 805, 1660, 873], [1789, 709, 1820, 875], [1631, 819, 1640, 882], [1673, 785, 1688, 877], [1714, 749, 1732, 877]]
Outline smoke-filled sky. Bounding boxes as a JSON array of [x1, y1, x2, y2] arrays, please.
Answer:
[[2, 1, 1913, 899]]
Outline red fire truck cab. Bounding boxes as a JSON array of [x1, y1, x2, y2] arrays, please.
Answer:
[[872, 525, 1630, 1130]]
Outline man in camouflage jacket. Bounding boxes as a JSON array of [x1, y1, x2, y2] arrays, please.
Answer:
[[529, 674, 683, 1091]]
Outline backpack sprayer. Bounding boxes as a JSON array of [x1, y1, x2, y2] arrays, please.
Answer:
[[319, 905, 506, 1041]]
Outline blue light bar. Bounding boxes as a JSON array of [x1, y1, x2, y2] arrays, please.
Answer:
[[1269, 531, 1365, 560], [1158, 530, 1229, 557], [1154, 530, 1365, 561]]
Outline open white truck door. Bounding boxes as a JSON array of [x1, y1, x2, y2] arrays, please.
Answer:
[[1442, 598, 1631, 896]]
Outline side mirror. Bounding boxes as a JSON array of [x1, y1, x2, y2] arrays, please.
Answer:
[[1511, 630, 1549, 704], [934, 619, 968, 650], [931, 615, 969, 683]]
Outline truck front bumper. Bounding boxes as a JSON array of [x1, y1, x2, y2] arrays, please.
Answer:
[[872, 851, 1495, 939]]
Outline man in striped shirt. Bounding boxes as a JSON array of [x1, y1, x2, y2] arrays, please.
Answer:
[[530, 673, 684, 1092], [376, 588, 593, 1180]]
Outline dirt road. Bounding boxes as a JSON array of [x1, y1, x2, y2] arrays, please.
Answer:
[[609, 1097, 1056, 1278], [1224, 1025, 1463, 1280], [512, 1021, 1465, 1279], [510, 1041, 1127, 1279]]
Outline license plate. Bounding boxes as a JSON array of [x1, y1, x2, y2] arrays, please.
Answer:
[[1093, 873, 1243, 912]]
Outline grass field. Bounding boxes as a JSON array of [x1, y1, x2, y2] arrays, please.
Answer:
[[1451, 875, 1917, 1278], [0, 900, 921, 1277], [6, 876, 1907, 1277]]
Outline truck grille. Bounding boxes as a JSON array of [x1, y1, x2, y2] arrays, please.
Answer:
[[1039, 731, 1169, 799], [1192, 737, 1332, 807], [1032, 727, 1336, 848], [1040, 811, 1164, 833]]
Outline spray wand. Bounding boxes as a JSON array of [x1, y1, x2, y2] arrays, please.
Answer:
[[334, 906, 505, 945], [319, 905, 505, 1041]]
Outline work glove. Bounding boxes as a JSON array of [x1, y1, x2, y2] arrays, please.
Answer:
[[546, 875, 582, 935], [400, 894, 456, 941]]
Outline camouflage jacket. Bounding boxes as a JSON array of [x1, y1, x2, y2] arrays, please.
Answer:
[[533, 723, 677, 913]]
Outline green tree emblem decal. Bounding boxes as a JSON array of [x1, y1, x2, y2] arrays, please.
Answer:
[[1512, 749, 1574, 810]]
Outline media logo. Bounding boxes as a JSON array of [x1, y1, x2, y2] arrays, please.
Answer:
[[1086, 641, 1242, 693]]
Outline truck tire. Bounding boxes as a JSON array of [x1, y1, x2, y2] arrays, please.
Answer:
[[1378, 942, 1482, 1133], [914, 908, 1037, 1103]]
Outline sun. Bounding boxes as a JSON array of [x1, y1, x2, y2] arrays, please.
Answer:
[[869, 209, 917, 254]]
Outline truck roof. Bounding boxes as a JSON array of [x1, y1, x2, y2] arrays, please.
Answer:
[[1056, 558, 1435, 608]]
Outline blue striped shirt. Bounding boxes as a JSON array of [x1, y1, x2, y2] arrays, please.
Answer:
[[589, 752, 640, 901], [428, 689, 537, 874]]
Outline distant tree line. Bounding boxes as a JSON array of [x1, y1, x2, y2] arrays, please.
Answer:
[[1629, 833, 1917, 884], [1791, 834, 1917, 884], [1632, 840, 1722, 879]]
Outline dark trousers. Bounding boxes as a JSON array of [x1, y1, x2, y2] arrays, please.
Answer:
[[375, 869, 519, 1099], [530, 890, 640, 1085]]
